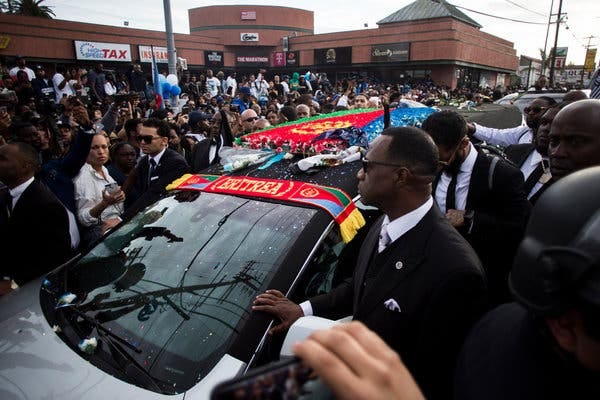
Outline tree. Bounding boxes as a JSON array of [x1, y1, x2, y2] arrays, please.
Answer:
[[1, 0, 55, 18]]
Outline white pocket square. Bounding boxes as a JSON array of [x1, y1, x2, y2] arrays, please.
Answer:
[[384, 298, 401, 312]]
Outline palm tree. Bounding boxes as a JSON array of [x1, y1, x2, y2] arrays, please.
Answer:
[[16, 0, 55, 18], [0, 0, 17, 14]]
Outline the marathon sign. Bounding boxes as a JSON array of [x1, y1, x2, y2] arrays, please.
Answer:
[[74, 41, 131, 62], [205, 51, 224, 67], [371, 43, 410, 62], [236, 53, 269, 67], [240, 33, 259, 42], [138, 45, 168, 63], [314, 47, 352, 65]]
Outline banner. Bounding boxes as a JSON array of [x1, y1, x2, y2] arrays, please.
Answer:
[[167, 175, 365, 243], [286, 51, 299, 67], [74, 41, 131, 62], [139, 45, 168, 63], [314, 47, 352, 65], [205, 51, 224, 67], [585, 48, 597, 72], [272, 52, 286, 67]]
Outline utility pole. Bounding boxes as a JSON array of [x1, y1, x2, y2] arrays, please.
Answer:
[[163, 0, 177, 76], [581, 36, 597, 87], [549, 0, 564, 88], [542, 0, 555, 77]]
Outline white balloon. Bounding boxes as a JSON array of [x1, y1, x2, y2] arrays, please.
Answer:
[[166, 74, 178, 85]]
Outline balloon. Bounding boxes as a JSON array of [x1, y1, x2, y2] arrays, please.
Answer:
[[170, 85, 181, 96], [162, 82, 172, 95], [158, 74, 167, 84], [166, 73, 178, 86]]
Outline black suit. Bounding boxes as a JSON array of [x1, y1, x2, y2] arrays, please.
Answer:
[[124, 148, 190, 218], [435, 150, 531, 305], [190, 137, 222, 173], [0, 179, 72, 285], [310, 205, 487, 400], [504, 143, 553, 205]]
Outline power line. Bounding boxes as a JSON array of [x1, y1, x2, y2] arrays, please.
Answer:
[[503, 0, 547, 18], [454, 4, 547, 25]]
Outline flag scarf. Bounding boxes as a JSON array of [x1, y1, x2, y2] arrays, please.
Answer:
[[167, 174, 365, 243]]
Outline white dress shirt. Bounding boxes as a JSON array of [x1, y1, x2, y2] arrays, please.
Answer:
[[473, 123, 532, 147], [300, 197, 434, 316], [520, 149, 549, 199], [435, 142, 478, 214]]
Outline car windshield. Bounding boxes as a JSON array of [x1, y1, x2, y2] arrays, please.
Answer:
[[42, 191, 317, 393]]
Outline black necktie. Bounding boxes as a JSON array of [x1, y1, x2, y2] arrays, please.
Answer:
[[5, 193, 13, 217], [148, 158, 157, 185], [445, 173, 458, 211], [524, 161, 545, 194]]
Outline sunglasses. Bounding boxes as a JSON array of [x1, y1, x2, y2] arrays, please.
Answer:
[[136, 135, 162, 144], [244, 117, 258, 122], [361, 158, 405, 173], [524, 106, 548, 114]]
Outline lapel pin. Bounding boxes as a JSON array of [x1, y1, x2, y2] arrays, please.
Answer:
[[395, 261, 403, 270]]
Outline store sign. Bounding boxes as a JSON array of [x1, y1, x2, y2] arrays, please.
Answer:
[[585, 48, 597, 72], [371, 43, 410, 62], [138, 45, 168, 63], [314, 47, 352, 65], [241, 11, 256, 20], [240, 33, 259, 42], [74, 41, 131, 62], [554, 57, 566, 69], [272, 52, 286, 67], [286, 51, 299, 67], [272, 51, 299, 67], [0, 35, 10, 49], [236, 55, 269, 65], [205, 51, 224, 67]]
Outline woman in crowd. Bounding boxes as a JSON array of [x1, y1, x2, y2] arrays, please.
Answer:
[[73, 132, 125, 248]]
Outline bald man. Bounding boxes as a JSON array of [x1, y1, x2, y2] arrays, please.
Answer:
[[548, 99, 600, 180], [240, 109, 258, 135]]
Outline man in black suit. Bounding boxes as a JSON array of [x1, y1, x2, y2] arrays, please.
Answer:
[[422, 110, 531, 306], [0, 142, 71, 293], [253, 127, 487, 399], [190, 110, 234, 173], [504, 101, 574, 205], [123, 118, 189, 218]]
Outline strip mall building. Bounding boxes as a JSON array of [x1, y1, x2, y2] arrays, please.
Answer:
[[0, 0, 519, 89]]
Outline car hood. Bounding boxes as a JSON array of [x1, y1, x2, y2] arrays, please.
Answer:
[[0, 278, 183, 400]]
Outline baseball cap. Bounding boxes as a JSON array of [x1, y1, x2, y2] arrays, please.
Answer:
[[188, 110, 211, 127], [239, 86, 251, 95]]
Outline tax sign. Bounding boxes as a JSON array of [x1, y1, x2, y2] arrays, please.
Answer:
[[74, 41, 132, 62]]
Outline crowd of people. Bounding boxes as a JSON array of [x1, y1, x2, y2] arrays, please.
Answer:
[[1, 55, 600, 399]]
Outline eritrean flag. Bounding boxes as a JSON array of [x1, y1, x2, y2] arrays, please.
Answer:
[[167, 174, 365, 243], [239, 107, 435, 151]]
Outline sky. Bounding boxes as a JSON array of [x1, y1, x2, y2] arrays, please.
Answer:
[[44, 0, 599, 66]]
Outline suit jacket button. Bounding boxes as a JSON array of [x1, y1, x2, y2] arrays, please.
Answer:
[[395, 261, 403, 270]]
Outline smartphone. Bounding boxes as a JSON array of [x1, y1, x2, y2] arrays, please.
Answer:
[[105, 182, 119, 194], [210, 357, 322, 400]]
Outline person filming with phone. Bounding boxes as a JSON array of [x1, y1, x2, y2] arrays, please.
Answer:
[[73, 130, 125, 248]]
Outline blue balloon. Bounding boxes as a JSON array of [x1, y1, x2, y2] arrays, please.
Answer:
[[158, 74, 167, 84], [162, 82, 172, 95], [170, 85, 181, 96]]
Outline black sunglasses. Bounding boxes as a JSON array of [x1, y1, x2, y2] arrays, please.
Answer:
[[361, 158, 405, 173], [137, 135, 161, 144], [524, 106, 548, 114], [244, 117, 258, 122]]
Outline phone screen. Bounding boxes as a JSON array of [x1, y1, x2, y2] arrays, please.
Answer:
[[210, 357, 327, 400]]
